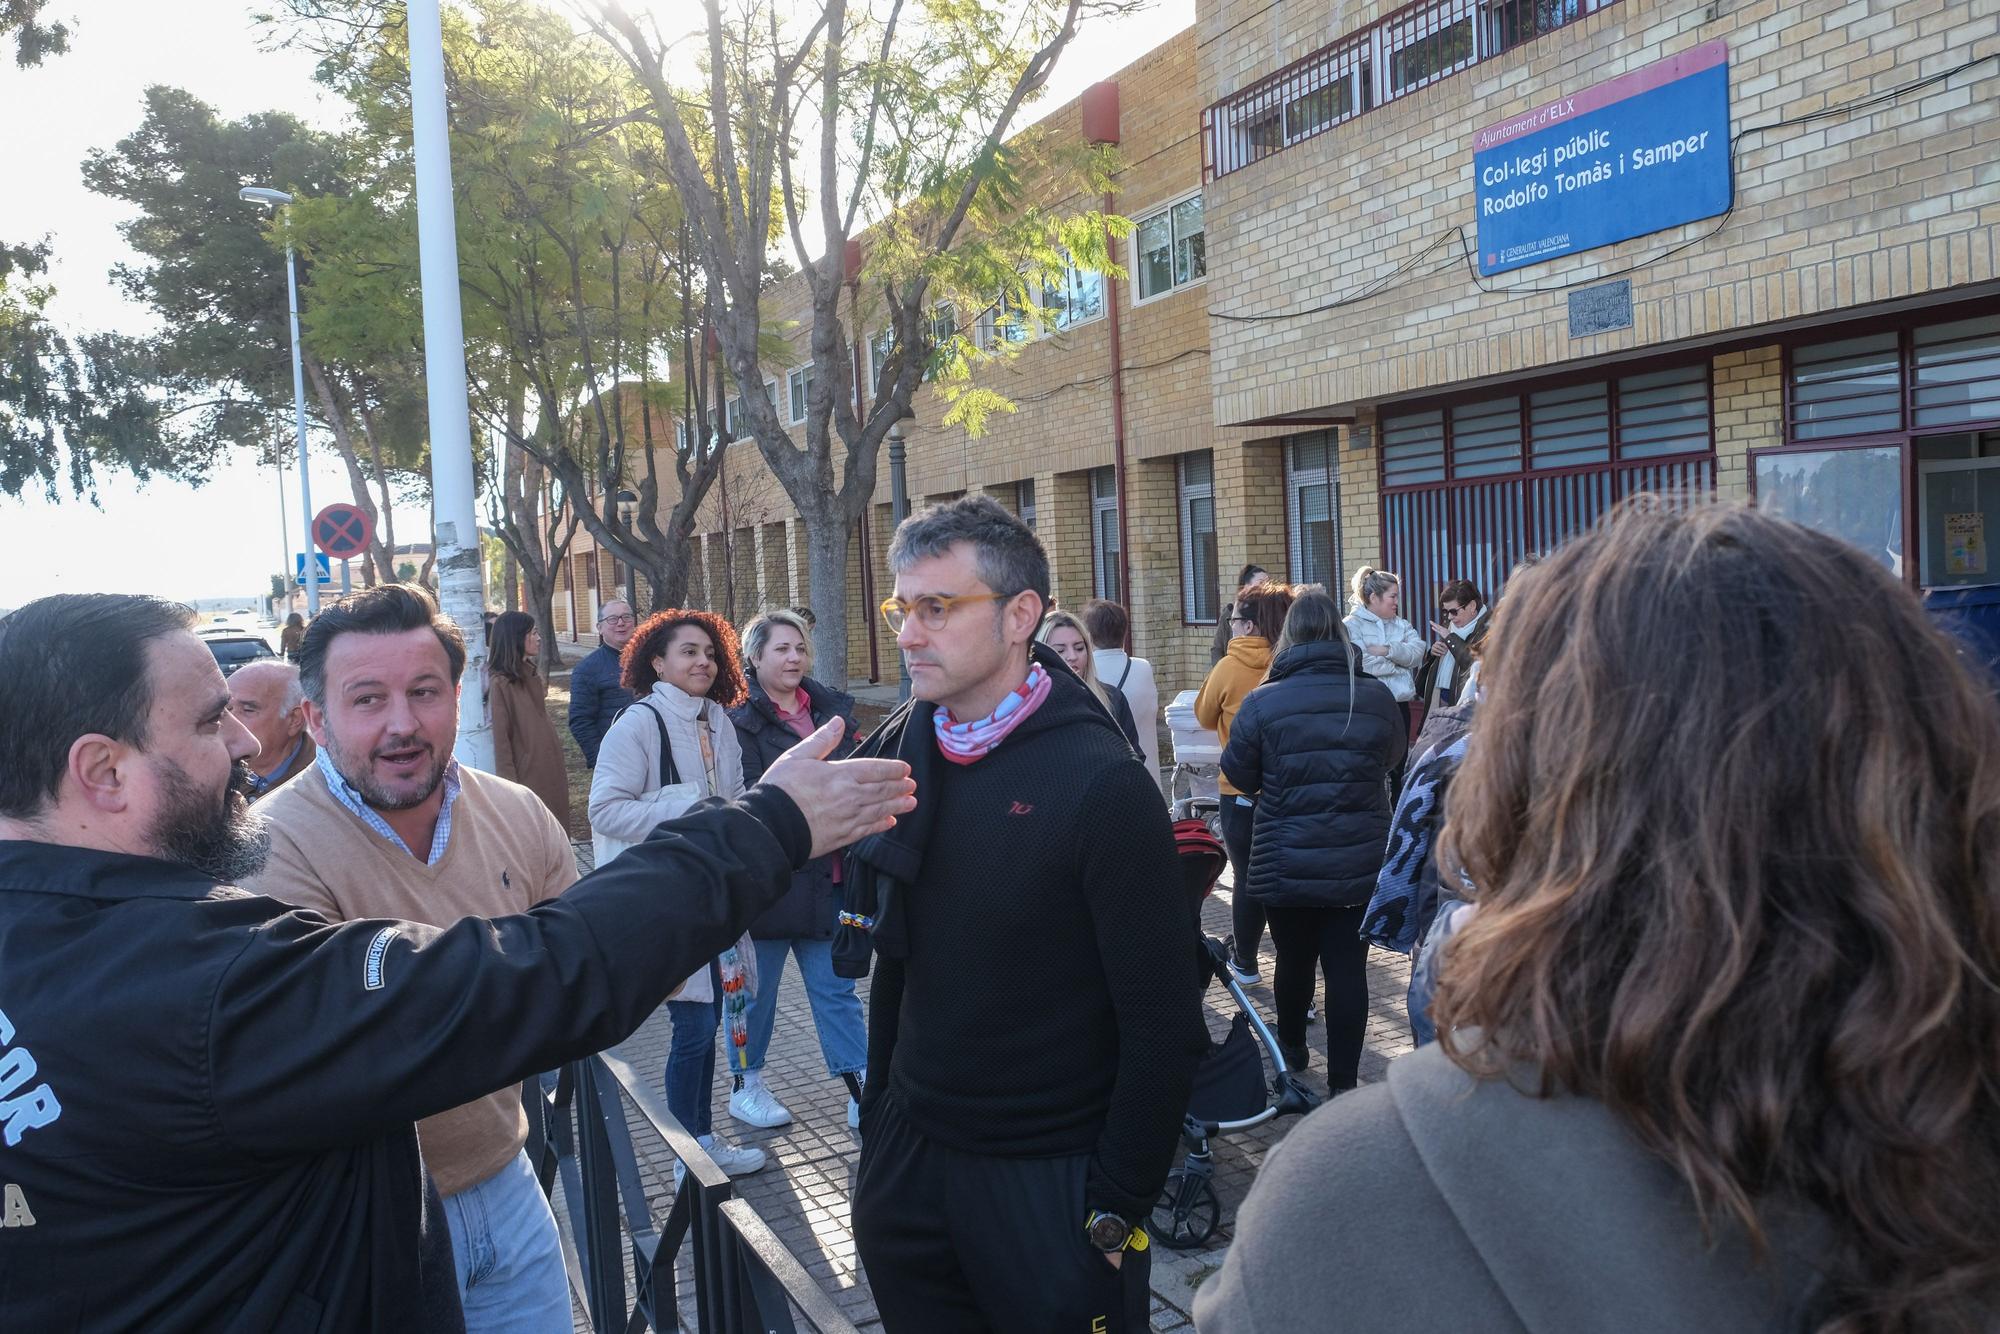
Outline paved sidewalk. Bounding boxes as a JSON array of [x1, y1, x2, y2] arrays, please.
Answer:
[[568, 856, 1416, 1330]]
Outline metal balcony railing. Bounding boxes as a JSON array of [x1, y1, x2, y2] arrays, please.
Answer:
[[525, 1054, 860, 1334], [1202, 0, 1622, 180]]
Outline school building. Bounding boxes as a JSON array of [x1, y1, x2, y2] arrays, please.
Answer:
[[555, 0, 2000, 706]]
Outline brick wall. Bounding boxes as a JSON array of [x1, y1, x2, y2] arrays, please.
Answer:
[[1201, 0, 2000, 428]]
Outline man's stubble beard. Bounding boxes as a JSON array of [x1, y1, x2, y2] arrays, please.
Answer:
[[149, 759, 271, 882], [323, 733, 448, 811]]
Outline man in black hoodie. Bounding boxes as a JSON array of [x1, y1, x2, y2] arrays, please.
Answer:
[[851, 496, 1204, 1332]]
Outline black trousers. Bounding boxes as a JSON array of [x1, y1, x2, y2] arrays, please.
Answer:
[[853, 1095, 1150, 1333], [1218, 797, 1264, 967], [1263, 903, 1371, 1089]]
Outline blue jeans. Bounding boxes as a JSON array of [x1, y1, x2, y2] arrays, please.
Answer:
[[743, 937, 869, 1076], [442, 1150, 571, 1332], [667, 971, 722, 1137]]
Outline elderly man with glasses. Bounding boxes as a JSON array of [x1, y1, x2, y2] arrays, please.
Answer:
[[568, 599, 638, 768]]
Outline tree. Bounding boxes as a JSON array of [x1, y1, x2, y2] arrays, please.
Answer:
[[81, 88, 427, 583], [585, 0, 1130, 682], [3, 0, 70, 67], [0, 240, 180, 501]]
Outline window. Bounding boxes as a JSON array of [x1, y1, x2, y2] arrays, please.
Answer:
[[930, 304, 957, 346], [1529, 382, 1611, 469], [725, 380, 776, 441], [1286, 433, 1339, 590], [868, 330, 896, 388], [1756, 446, 1904, 576], [1919, 441, 2000, 589], [1136, 193, 1207, 302], [1450, 397, 1523, 477], [1179, 452, 1219, 622], [1017, 478, 1037, 530], [786, 364, 813, 425], [1206, 0, 1614, 179], [1912, 314, 2000, 429], [1043, 256, 1104, 331], [1383, 2, 1475, 98], [1617, 365, 1710, 459], [1091, 467, 1121, 602], [1789, 333, 1903, 440], [1382, 409, 1446, 486]]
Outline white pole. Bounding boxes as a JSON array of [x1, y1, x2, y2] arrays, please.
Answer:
[[406, 0, 493, 770], [275, 448, 290, 616], [284, 243, 319, 616]]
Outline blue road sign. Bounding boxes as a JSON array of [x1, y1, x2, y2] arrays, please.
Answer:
[[295, 552, 333, 587]]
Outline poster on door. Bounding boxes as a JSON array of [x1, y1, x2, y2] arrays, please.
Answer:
[[1945, 511, 1986, 576]]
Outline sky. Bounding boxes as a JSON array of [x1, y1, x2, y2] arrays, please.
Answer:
[[0, 0, 1193, 609]]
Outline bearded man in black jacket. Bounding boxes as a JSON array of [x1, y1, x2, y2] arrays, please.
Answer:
[[850, 496, 1204, 1333], [0, 593, 913, 1332]]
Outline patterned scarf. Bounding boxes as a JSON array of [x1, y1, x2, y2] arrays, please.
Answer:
[[933, 663, 1051, 765]]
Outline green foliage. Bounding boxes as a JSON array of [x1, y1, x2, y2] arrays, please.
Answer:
[[3, 0, 70, 67]]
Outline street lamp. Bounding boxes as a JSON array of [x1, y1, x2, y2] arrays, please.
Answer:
[[615, 488, 640, 605], [239, 185, 318, 616]]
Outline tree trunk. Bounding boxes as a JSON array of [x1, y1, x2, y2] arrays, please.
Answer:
[[522, 564, 560, 675], [503, 548, 519, 612], [805, 504, 853, 687]]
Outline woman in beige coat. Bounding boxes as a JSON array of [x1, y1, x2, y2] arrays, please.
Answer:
[[486, 612, 572, 831], [587, 608, 766, 1179]]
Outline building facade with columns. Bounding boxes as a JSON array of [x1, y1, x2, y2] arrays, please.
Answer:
[[557, 2, 2000, 712]]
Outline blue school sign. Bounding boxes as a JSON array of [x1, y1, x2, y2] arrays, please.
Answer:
[[1473, 41, 1732, 277]]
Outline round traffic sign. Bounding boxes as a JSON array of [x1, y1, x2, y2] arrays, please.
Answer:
[[313, 503, 375, 560]]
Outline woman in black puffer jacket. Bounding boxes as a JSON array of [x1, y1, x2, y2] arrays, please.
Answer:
[[1221, 589, 1407, 1090]]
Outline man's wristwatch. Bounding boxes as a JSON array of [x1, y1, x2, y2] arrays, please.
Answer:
[[1085, 1210, 1133, 1252]]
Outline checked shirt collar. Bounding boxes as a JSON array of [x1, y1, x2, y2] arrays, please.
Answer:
[[314, 745, 462, 866]]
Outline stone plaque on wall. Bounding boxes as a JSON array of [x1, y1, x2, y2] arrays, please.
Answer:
[[1568, 279, 1634, 338]]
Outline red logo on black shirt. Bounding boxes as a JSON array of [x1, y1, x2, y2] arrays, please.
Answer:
[[1008, 801, 1035, 816]]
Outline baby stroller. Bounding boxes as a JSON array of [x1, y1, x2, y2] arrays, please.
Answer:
[[1152, 820, 1318, 1249]]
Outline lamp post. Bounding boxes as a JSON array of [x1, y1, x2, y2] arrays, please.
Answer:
[[615, 488, 640, 606], [888, 413, 913, 701], [407, 0, 491, 769], [238, 185, 317, 615]]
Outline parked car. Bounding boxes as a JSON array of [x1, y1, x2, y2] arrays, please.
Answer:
[[201, 631, 277, 677]]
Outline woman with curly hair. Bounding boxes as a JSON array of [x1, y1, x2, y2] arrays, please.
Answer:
[[587, 608, 766, 1179], [1198, 501, 2000, 1332]]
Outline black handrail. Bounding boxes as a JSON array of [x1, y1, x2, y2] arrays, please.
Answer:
[[526, 1054, 861, 1334]]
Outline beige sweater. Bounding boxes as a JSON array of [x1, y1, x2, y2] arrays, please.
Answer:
[[244, 763, 580, 1196]]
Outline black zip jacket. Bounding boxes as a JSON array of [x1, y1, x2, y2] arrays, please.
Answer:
[[0, 785, 807, 1332], [1221, 639, 1408, 908], [729, 675, 858, 940], [857, 647, 1206, 1222]]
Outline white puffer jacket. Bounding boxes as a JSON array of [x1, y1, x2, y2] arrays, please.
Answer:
[[1343, 606, 1426, 703], [588, 680, 753, 1003]]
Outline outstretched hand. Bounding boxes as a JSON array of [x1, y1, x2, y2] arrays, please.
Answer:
[[760, 717, 917, 859]]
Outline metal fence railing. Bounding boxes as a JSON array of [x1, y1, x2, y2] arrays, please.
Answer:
[[525, 1053, 860, 1334], [1203, 0, 1623, 180]]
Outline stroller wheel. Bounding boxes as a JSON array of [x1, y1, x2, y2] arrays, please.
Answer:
[[1150, 1170, 1222, 1249]]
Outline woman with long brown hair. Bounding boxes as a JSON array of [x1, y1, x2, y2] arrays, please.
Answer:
[[485, 610, 571, 829], [1198, 501, 2000, 1331]]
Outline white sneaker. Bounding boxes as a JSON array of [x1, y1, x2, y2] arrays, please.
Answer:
[[1227, 954, 1260, 987], [728, 1082, 794, 1129], [676, 1137, 767, 1187], [847, 1097, 862, 1130]]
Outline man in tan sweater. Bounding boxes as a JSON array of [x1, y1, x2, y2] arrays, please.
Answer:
[[247, 585, 578, 1333]]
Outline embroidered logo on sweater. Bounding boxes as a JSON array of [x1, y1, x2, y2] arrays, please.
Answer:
[[1008, 801, 1035, 816], [364, 926, 400, 991]]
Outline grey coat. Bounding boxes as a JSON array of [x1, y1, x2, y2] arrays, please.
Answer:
[[1194, 1042, 1837, 1333]]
